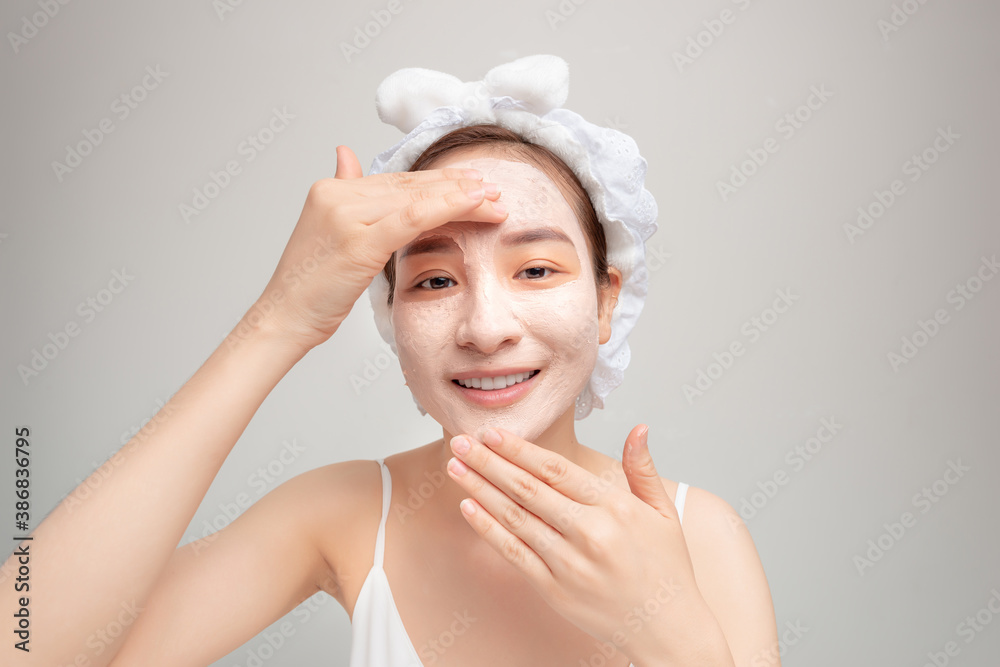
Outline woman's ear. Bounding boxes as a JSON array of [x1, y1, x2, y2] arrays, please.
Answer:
[[598, 267, 623, 345]]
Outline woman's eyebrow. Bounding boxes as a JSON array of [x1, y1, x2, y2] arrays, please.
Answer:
[[499, 227, 574, 248], [399, 235, 460, 260]]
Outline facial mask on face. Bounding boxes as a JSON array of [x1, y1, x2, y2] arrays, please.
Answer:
[[390, 157, 602, 442]]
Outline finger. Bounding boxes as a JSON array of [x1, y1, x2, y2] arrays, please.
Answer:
[[339, 176, 501, 224], [623, 425, 676, 518], [356, 167, 489, 200], [371, 167, 485, 189], [449, 432, 595, 544], [332, 168, 499, 224], [334, 145, 363, 179], [456, 497, 556, 591], [470, 427, 614, 506], [447, 457, 562, 572], [374, 185, 508, 253]]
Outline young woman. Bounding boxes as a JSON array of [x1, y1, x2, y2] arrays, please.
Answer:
[[3, 57, 779, 667]]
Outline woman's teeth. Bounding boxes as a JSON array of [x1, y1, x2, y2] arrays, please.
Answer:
[[456, 370, 538, 390]]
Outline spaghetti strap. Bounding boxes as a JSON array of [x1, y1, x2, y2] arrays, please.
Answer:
[[373, 458, 392, 569], [675, 482, 689, 526]]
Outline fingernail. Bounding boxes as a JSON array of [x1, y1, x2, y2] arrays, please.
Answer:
[[466, 187, 485, 200], [491, 200, 506, 214], [448, 457, 468, 476], [451, 435, 470, 454], [483, 182, 500, 195], [460, 498, 477, 516]]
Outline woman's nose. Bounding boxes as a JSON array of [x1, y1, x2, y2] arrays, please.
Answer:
[[455, 280, 523, 355]]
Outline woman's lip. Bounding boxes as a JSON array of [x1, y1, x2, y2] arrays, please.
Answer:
[[451, 370, 540, 407]]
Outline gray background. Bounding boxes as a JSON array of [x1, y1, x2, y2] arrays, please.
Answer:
[[2, 0, 998, 665]]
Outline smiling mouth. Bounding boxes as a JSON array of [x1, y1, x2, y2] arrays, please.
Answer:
[[452, 369, 540, 390]]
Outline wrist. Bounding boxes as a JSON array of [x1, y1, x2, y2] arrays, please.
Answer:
[[228, 291, 336, 356]]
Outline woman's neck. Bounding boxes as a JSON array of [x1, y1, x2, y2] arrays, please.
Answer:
[[425, 406, 599, 519], [438, 405, 587, 470]]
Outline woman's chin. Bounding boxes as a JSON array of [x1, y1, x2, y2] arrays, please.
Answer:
[[428, 405, 560, 446], [414, 375, 582, 445]]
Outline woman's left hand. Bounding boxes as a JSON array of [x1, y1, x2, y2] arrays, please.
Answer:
[[446, 425, 728, 664]]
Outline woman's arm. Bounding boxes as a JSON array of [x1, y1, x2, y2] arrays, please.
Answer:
[[105, 459, 379, 667], [1, 148, 504, 666], [1, 307, 311, 667], [680, 487, 781, 667]]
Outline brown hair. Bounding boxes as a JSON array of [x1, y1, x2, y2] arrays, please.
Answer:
[[382, 124, 611, 306]]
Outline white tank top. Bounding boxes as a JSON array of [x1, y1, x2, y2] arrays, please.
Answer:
[[348, 458, 690, 667]]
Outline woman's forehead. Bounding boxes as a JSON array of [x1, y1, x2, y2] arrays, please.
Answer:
[[444, 155, 553, 187], [404, 156, 585, 249]]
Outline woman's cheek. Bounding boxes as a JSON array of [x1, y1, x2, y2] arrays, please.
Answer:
[[524, 279, 600, 354], [392, 301, 454, 386]]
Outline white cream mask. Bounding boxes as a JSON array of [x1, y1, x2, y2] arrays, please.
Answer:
[[390, 156, 602, 443]]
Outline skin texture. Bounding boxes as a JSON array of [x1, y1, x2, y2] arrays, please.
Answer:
[[392, 156, 605, 444]]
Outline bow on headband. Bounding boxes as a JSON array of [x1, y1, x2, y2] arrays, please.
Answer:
[[375, 54, 571, 134]]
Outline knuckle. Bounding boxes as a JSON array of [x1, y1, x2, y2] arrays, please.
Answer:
[[409, 186, 434, 203], [307, 178, 334, 202], [606, 495, 633, 519], [501, 536, 526, 564], [582, 519, 617, 555], [510, 474, 538, 504], [441, 167, 468, 180], [381, 172, 407, 187], [465, 470, 488, 495], [444, 188, 475, 208], [538, 457, 569, 486], [504, 438, 525, 458], [398, 202, 423, 228], [535, 524, 560, 554], [502, 503, 529, 530]]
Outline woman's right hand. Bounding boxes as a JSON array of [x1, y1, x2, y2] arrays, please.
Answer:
[[249, 145, 506, 352]]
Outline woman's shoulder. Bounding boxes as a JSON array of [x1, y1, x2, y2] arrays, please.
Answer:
[[268, 459, 385, 596], [662, 482, 778, 662], [654, 477, 750, 554], [277, 452, 433, 594], [664, 481, 774, 642], [672, 483, 748, 543], [283, 458, 383, 503], [284, 445, 439, 519]]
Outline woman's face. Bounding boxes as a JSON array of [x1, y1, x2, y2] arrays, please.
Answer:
[[391, 153, 615, 443]]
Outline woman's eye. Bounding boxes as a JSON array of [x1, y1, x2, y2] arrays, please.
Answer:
[[418, 276, 456, 290], [519, 266, 552, 280]]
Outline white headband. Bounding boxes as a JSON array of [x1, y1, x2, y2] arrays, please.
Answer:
[[366, 54, 658, 419]]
